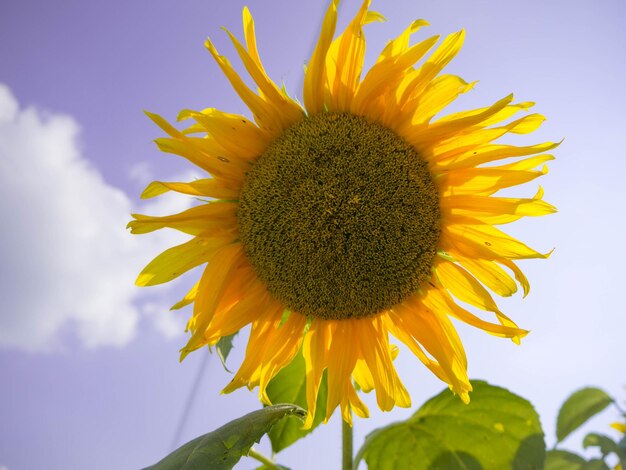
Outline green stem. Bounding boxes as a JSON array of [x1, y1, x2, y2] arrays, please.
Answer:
[[342, 415, 353, 470], [248, 447, 280, 469]]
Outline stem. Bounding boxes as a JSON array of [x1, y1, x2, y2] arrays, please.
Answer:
[[342, 415, 353, 470], [248, 447, 280, 469]]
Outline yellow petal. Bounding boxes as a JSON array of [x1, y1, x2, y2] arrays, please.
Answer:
[[364, 11, 386, 25], [383, 312, 449, 382], [378, 19, 429, 62], [452, 256, 518, 297], [241, 7, 262, 71], [181, 243, 244, 358], [443, 212, 524, 225], [135, 234, 236, 287], [178, 108, 270, 159], [441, 193, 557, 218], [400, 74, 476, 127], [303, 321, 330, 428], [355, 317, 411, 410], [423, 286, 527, 339], [205, 276, 269, 343], [436, 100, 534, 127], [205, 39, 283, 136], [222, 23, 303, 127], [222, 306, 283, 394], [303, 0, 340, 115], [429, 123, 556, 167], [146, 112, 246, 181], [342, 380, 370, 423], [386, 303, 471, 399], [180, 122, 206, 135], [434, 259, 524, 344], [442, 221, 550, 260], [352, 343, 400, 394], [257, 313, 308, 403], [497, 153, 555, 171], [152, 137, 238, 182], [326, 0, 371, 112], [128, 202, 238, 236], [611, 422, 626, 433], [506, 113, 546, 134], [499, 259, 530, 297], [435, 141, 560, 170], [352, 358, 375, 393], [409, 94, 514, 146], [395, 29, 466, 107], [170, 280, 199, 311], [352, 34, 440, 117], [140, 178, 240, 200], [440, 166, 548, 196], [324, 321, 367, 423], [435, 258, 501, 313]]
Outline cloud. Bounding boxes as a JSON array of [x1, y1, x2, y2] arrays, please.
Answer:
[[141, 302, 188, 340], [0, 84, 194, 352]]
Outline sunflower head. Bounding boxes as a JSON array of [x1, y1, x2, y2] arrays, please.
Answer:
[[238, 112, 441, 321], [130, 0, 557, 427]]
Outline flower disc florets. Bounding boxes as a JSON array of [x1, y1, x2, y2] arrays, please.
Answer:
[[238, 113, 441, 320]]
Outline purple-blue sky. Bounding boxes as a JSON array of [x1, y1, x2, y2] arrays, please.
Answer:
[[1, 0, 625, 468]]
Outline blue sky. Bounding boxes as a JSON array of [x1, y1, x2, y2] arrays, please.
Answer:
[[1, 0, 625, 468]]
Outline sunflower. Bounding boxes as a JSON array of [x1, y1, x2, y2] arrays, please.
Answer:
[[130, 0, 556, 427]]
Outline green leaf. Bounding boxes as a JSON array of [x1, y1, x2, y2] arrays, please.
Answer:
[[556, 388, 613, 443], [581, 460, 610, 470], [355, 381, 545, 470], [144, 404, 305, 470], [545, 450, 586, 470], [545, 451, 611, 470], [215, 333, 237, 372], [583, 433, 620, 457], [618, 434, 626, 468], [265, 349, 327, 453]]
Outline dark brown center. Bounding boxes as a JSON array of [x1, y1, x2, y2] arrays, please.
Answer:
[[238, 113, 440, 320]]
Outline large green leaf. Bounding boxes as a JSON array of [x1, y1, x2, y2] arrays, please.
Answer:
[[545, 450, 586, 470], [583, 433, 620, 457], [556, 388, 613, 443], [265, 349, 327, 453], [545, 451, 610, 470], [144, 404, 305, 470], [581, 461, 610, 470], [355, 381, 545, 470]]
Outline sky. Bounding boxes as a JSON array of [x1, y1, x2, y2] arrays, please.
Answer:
[[1, 0, 625, 468]]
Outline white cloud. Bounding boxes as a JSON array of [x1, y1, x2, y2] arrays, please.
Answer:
[[141, 302, 188, 340], [127, 161, 155, 187], [0, 84, 194, 352]]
